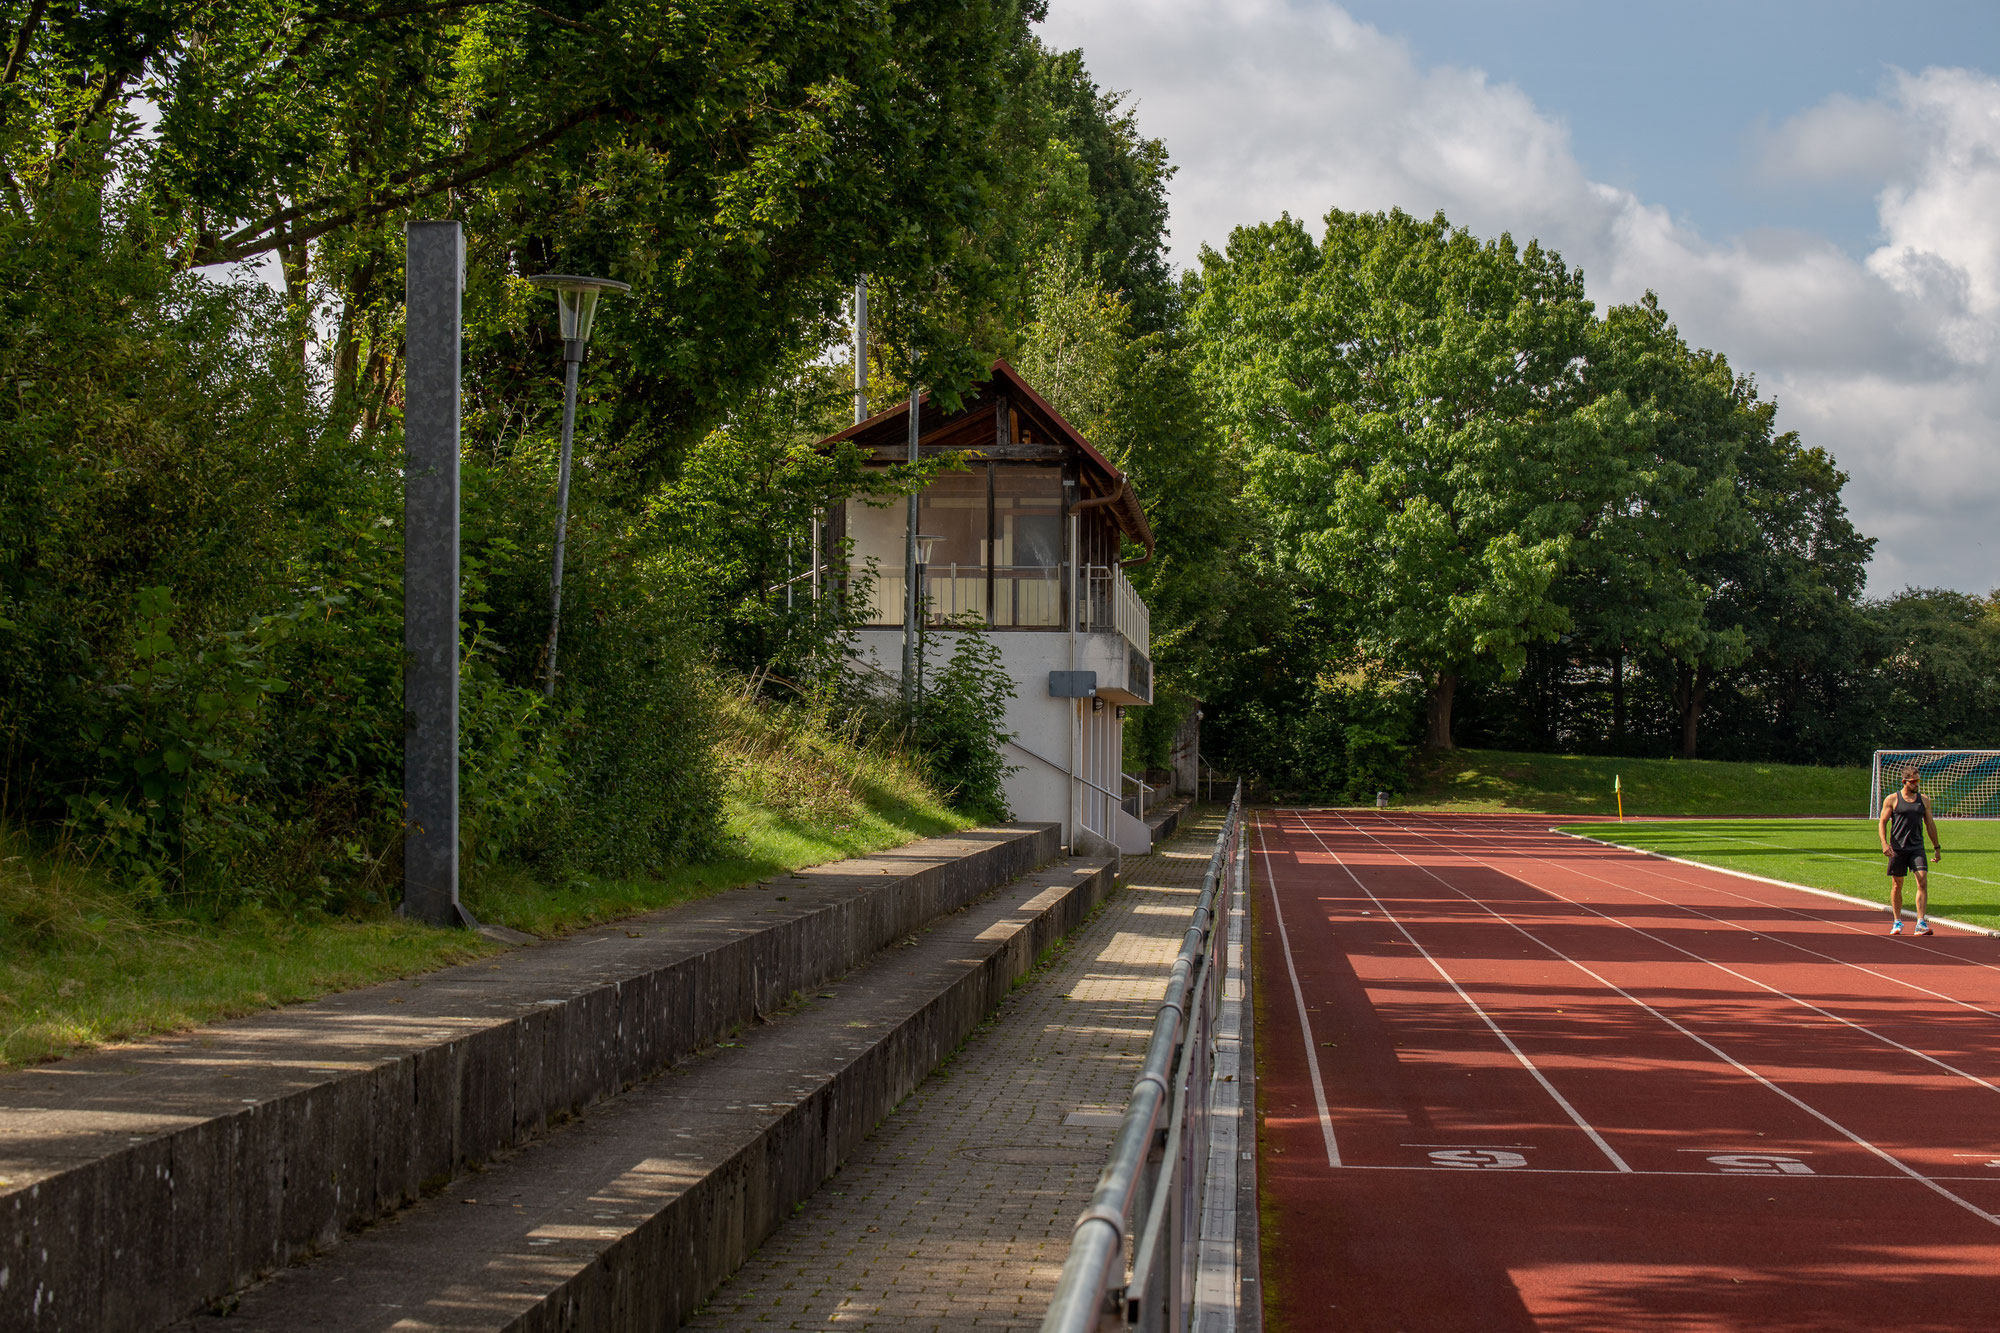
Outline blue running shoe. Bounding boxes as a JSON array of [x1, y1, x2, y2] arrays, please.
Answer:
[[1890, 919, 1904, 935]]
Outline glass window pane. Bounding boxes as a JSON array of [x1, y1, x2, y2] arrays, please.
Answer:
[[845, 494, 904, 626], [992, 467, 1064, 628], [918, 467, 988, 623]]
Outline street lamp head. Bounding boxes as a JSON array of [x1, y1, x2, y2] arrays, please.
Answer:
[[914, 533, 944, 564], [527, 274, 631, 345]]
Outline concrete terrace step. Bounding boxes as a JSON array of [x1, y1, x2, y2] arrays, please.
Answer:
[[1146, 796, 1192, 846], [1, 824, 1060, 1333], [177, 855, 1117, 1332]]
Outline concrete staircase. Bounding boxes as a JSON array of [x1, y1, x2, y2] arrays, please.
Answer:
[[1, 825, 1115, 1332]]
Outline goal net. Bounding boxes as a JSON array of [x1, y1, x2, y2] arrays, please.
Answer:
[[1871, 750, 2000, 818]]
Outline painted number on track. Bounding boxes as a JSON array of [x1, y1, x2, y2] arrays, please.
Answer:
[[1429, 1150, 1528, 1169], [1707, 1154, 1814, 1175]]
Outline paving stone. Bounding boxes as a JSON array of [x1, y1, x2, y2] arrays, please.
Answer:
[[684, 811, 1225, 1332]]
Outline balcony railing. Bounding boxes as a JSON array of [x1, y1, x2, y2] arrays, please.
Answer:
[[853, 562, 1149, 653], [1078, 563, 1150, 658]]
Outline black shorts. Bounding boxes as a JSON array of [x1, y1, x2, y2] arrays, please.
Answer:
[[1887, 847, 1928, 877]]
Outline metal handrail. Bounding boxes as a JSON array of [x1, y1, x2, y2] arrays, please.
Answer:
[[1007, 736, 1126, 805], [1041, 783, 1244, 1333], [1122, 771, 1153, 820]]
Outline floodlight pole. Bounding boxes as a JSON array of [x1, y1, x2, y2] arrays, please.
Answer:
[[901, 382, 920, 707], [853, 278, 869, 425], [402, 220, 473, 928]]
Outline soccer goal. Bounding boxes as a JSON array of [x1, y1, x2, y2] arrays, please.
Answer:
[[1871, 750, 2000, 817]]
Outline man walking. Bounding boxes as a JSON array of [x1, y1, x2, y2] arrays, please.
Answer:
[[1878, 765, 1944, 935]]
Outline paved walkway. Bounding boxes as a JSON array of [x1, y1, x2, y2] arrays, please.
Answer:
[[684, 811, 1224, 1331]]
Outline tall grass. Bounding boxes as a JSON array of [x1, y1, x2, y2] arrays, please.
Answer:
[[0, 680, 972, 1069]]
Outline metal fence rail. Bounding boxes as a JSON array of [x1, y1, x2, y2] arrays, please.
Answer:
[[1041, 784, 1244, 1333]]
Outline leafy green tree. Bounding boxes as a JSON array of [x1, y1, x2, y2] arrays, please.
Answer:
[[1567, 295, 1756, 749], [1852, 590, 2000, 750], [1015, 253, 1265, 714], [1191, 208, 1633, 749], [1017, 44, 1175, 330], [1682, 426, 1873, 759]]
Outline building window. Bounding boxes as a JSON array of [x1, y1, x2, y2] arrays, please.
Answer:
[[844, 464, 1067, 628], [845, 494, 906, 626], [992, 466, 1064, 627], [919, 466, 989, 622]]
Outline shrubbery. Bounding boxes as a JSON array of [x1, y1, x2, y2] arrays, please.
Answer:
[[1209, 680, 1419, 804]]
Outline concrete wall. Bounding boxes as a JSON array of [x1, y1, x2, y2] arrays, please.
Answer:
[[1, 827, 1059, 1333], [852, 627, 1142, 849]]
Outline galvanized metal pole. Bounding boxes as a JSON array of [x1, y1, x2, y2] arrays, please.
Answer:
[[542, 344, 583, 698], [402, 221, 472, 928], [901, 382, 919, 707], [852, 279, 869, 425]]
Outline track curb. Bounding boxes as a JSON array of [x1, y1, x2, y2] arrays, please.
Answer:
[[1550, 828, 2000, 938]]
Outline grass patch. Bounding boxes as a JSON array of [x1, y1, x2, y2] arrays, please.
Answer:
[[1559, 818, 2000, 931], [1, 687, 974, 1069], [1403, 748, 1864, 817]]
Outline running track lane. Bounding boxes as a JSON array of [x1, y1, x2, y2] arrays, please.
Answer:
[[1254, 809, 2000, 1333]]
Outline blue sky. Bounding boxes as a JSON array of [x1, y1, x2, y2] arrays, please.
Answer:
[[1039, 1, 2000, 594], [1335, 0, 2000, 256]]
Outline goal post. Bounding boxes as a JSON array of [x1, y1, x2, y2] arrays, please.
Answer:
[[1870, 750, 2000, 818]]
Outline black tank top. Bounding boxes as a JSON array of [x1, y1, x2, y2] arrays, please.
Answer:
[[1890, 792, 1929, 850]]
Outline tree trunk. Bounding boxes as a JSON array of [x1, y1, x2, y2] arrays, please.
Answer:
[[1425, 672, 1457, 750], [1673, 663, 1705, 760], [1611, 647, 1625, 746], [332, 250, 380, 415], [276, 220, 311, 372]]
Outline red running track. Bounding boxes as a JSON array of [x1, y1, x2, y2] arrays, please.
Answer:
[[1253, 808, 2000, 1333]]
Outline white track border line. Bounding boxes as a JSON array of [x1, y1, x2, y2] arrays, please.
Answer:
[[1315, 809, 2000, 1229], [1381, 821, 2000, 1099], [1280, 811, 1634, 1174], [1551, 828, 2000, 937], [1467, 825, 2000, 1026], [1255, 816, 1342, 1168]]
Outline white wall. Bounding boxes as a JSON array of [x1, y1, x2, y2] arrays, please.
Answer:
[[851, 627, 1133, 845]]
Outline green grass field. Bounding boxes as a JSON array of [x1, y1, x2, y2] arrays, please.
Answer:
[[1560, 818, 2000, 932], [1404, 748, 1864, 817]]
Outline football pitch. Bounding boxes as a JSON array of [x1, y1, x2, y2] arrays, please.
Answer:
[[1561, 818, 2000, 932]]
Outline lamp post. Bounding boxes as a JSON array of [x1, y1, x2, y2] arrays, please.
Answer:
[[913, 532, 941, 702], [527, 273, 629, 698]]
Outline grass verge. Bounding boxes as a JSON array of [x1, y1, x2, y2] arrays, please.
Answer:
[[1, 689, 973, 1069], [1403, 747, 1864, 817], [1559, 818, 2000, 932]]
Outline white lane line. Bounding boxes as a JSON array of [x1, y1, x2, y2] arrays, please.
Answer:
[[1256, 815, 1342, 1168], [1282, 812, 1633, 1173], [1381, 823, 2000, 1098], [1317, 810, 2000, 1229], [1483, 833, 2000, 1030], [1551, 827, 2000, 942], [1326, 1164, 1994, 1181], [1634, 823, 2000, 891]]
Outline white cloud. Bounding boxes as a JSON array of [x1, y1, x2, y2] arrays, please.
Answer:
[[1039, 0, 2000, 594], [1751, 93, 1915, 187]]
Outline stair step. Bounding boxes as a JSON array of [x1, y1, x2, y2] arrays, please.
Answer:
[[2, 824, 1061, 1333], [177, 856, 1116, 1331]]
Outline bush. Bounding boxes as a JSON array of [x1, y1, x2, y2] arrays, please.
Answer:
[[906, 627, 1017, 821], [1211, 679, 1417, 803]]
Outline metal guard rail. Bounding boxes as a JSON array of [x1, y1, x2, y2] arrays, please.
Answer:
[[1041, 783, 1244, 1333]]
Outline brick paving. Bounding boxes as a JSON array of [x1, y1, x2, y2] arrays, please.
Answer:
[[684, 810, 1225, 1331]]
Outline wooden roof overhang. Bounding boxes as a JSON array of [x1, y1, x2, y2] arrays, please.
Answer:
[[818, 357, 1155, 560]]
